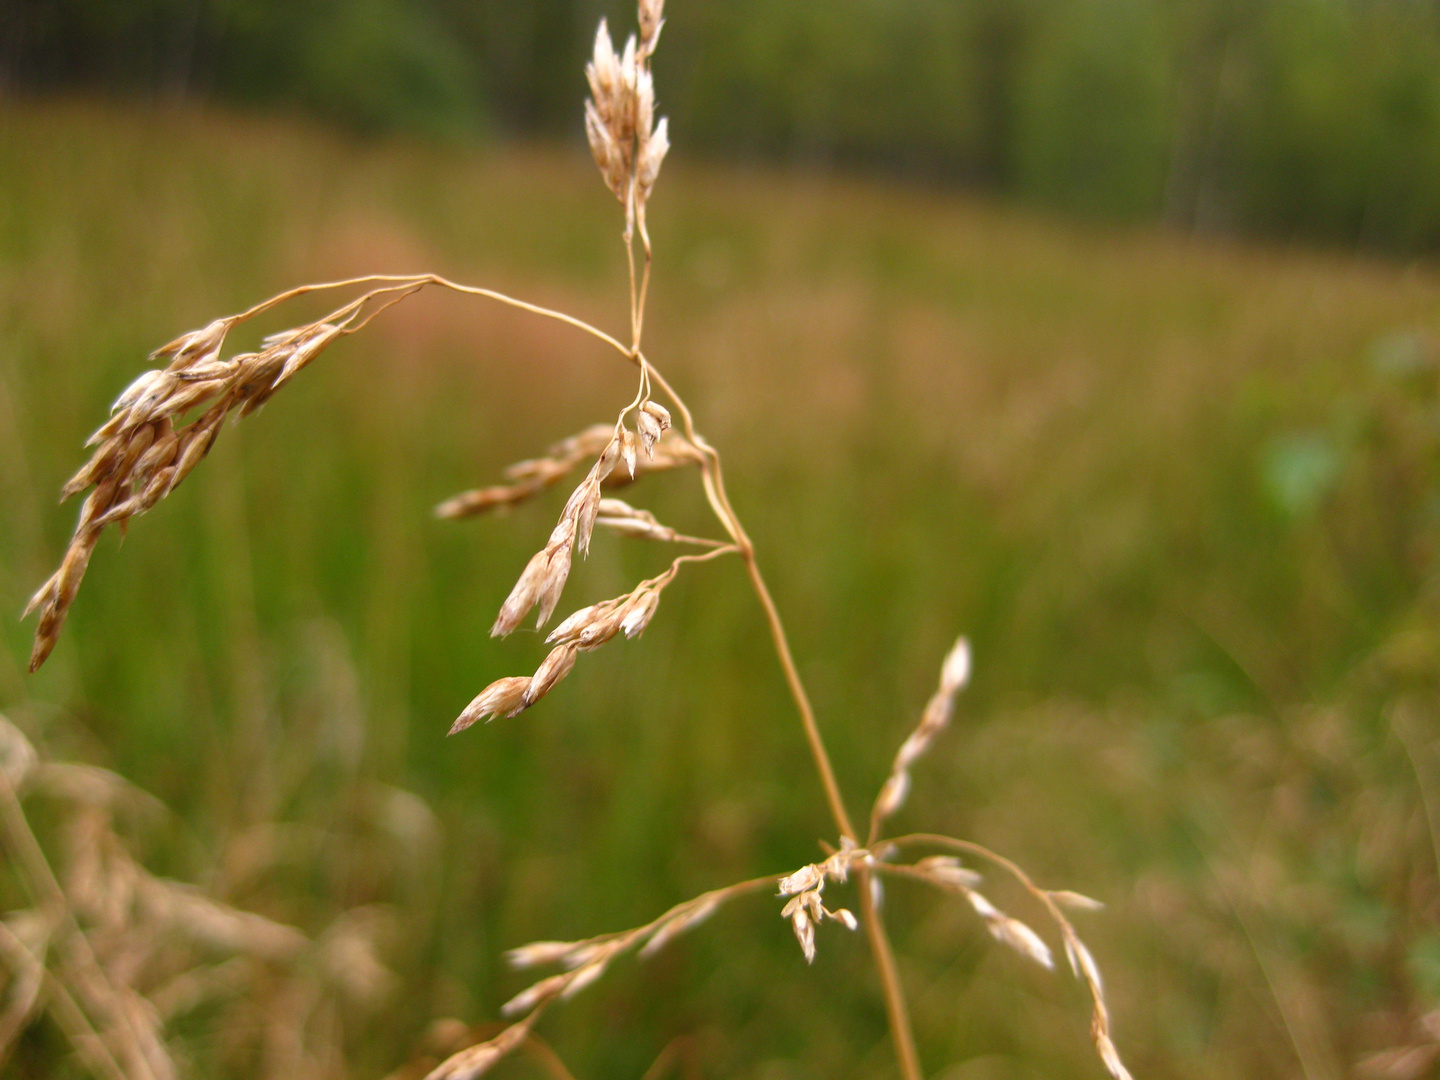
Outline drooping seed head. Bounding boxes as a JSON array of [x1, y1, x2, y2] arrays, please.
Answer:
[[534, 540, 574, 628], [501, 973, 568, 1018], [451, 676, 534, 734], [526, 643, 578, 705], [1050, 890, 1105, 912], [150, 317, 230, 369], [790, 907, 815, 964], [492, 550, 550, 637], [636, 408, 665, 456], [560, 958, 607, 1000], [547, 603, 602, 644], [620, 428, 638, 478], [639, 895, 718, 958], [991, 916, 1054, 970], [572, 474, 603, 556], [619, 590, 660, 638], [1097, 1032, 1135, 1080]]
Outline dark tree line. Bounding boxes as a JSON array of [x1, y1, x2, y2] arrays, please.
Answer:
[[6, 0, 1440, 252]]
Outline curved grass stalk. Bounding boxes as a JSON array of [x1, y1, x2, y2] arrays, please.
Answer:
[[20, 4, 1129, 1078]]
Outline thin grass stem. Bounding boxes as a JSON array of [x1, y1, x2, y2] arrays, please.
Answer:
[[0, 766, 161, 1080]]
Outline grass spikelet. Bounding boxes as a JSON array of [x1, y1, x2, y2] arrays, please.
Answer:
[[869, 636, 972, 842]]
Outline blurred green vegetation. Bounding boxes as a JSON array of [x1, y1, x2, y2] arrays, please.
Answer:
[[3, 98, 1440, 1078], [8, 0, 1440, 251]]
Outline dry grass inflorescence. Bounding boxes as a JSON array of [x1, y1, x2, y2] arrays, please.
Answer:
[[17, 3, 1131, 1078], [0, 713, 404, 1080]]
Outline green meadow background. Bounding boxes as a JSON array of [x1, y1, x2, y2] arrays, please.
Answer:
[[4, 4, 1440, 1079]]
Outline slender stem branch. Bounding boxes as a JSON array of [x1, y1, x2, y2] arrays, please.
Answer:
[[635, 252, 652, 350], [641, 357, 921, 1080], [429, 276, 633, 358], [626, 230, 640, 350], [522, 1033, 582, 1080], [885, 834, 1050, 905], [884, 832, 1080, 948], [664, 532, 731, 549], [857, 865, 922, 1080], [734, 511, 923, 1080], [739, 554, 855, 841], [664, 545, 743, 574], [229, 273, 435, 321], [199, 259, 925, 1078], [632, 873, 779, 941], [227, 273, 635, 362], [0, 768, 160, 1080], [0, 915, 127, 1080], [637, 1035, 687, 1080], [343, 283, 429, 333]]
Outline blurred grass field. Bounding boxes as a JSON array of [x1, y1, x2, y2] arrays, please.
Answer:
[[3, 98, 1440, 1079]]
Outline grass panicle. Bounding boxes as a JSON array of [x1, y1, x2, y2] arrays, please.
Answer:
[[19, 3, 1131, 1078]]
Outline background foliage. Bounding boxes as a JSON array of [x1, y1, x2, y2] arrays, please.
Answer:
[[6, 0, 1440, 250]]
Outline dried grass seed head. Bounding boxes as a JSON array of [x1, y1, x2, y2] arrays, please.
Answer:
[[638, 0, 665, 56], [547, 570, 673, 652], [619, 589, 660, 638], [1064, 934, 1104, 990], [636, 117, 669, 203], [534, 530, 575, 627], [424, 1020, 533, 1080], [586, 20, 622, 121], [636, 400, 671, 455], [151, 317, 231, 368], [491, 550, 551, 637], [525, 643, 578, 705], [963, 890, 1054, 970], [583, 8, 670, 213], [639, 895, 719, 959], [560, 958, 607, 1000], [492, 512, 581, 638], [28, 309, 351, 670], [778, 864, 824, 897], [914, 855, 983, 890], [789, 907, 815, 963], [501, 973, 568, 1018], [1051, 889, 1105, 912], [870, 634, 973, 833], [436, 424, 620, 521], [776, 848, 864, 963], [872, 771, 910, 823], [1097, 1033, 1135, 1080], [941, 635, 972, 693], [506, 940, 583, 970], [451, 677, 533, 734]]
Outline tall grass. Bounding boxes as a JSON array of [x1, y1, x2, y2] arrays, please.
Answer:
[[12, 6, 1128, 1075], [3, 18, 1440, 1079]]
